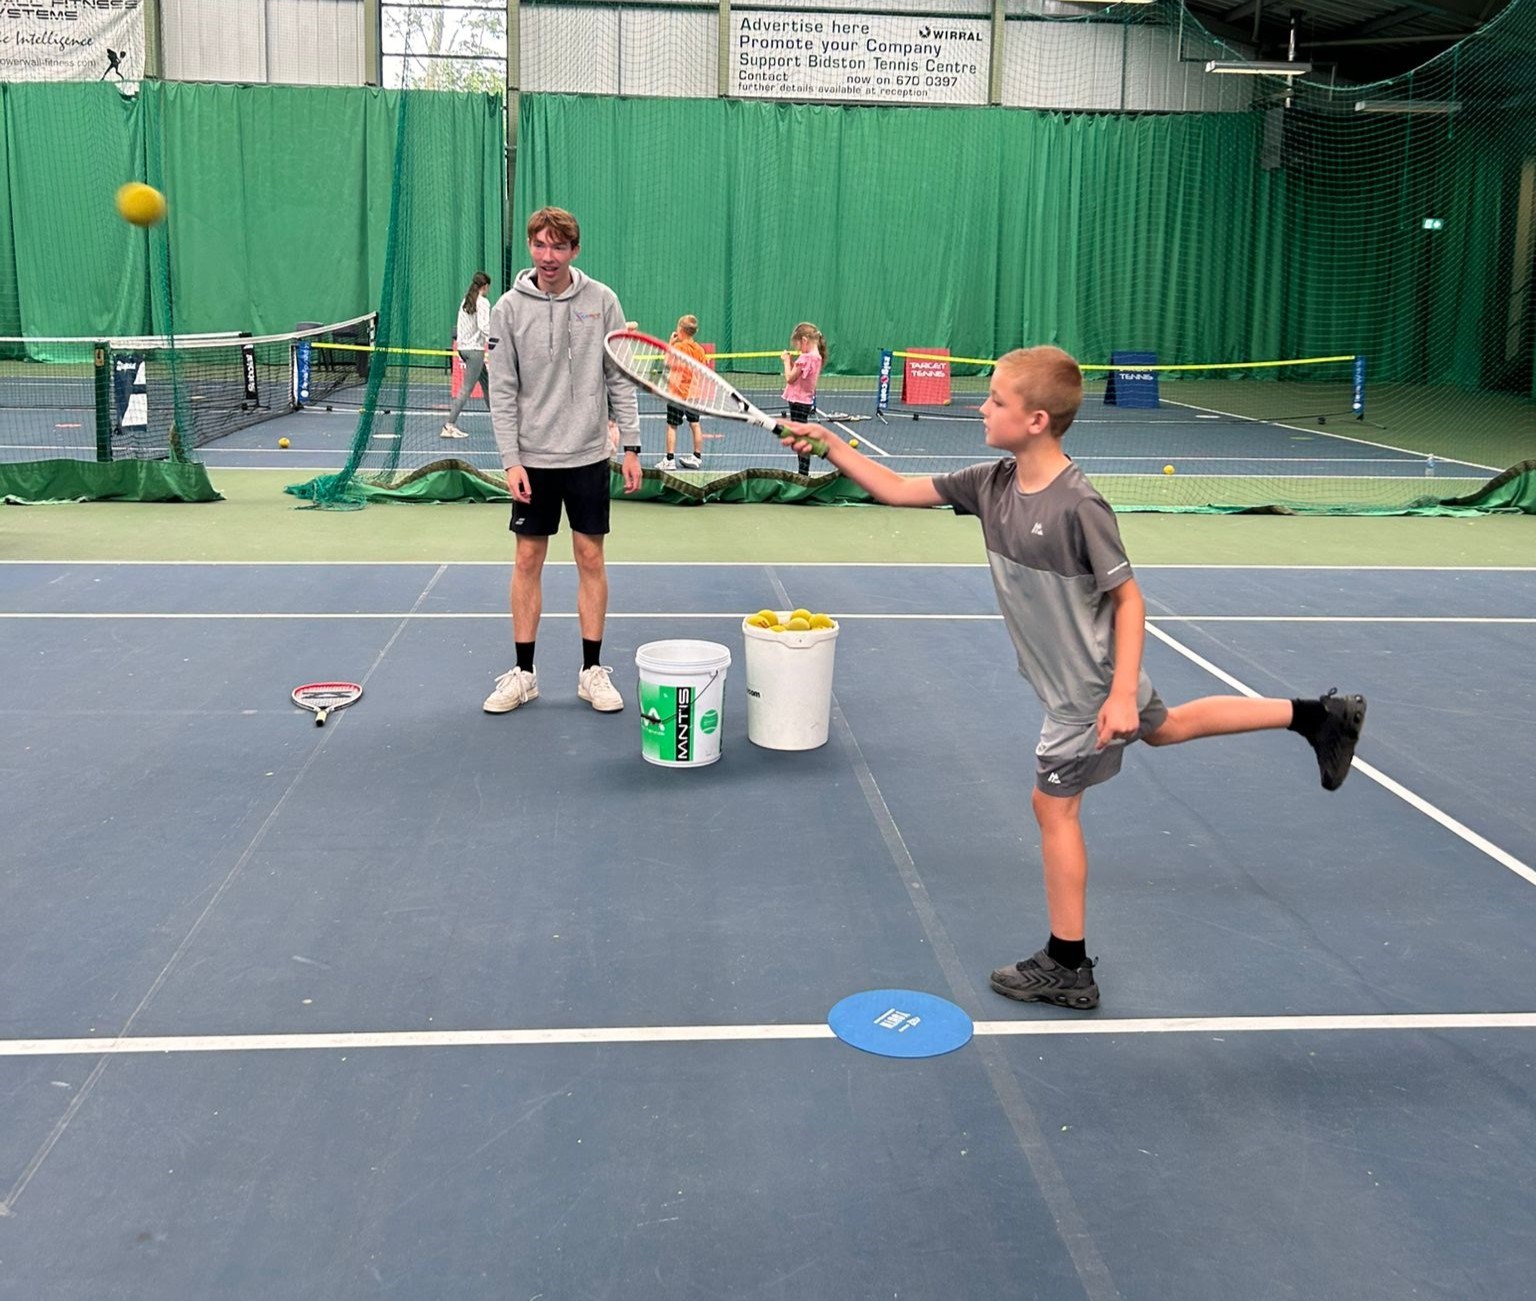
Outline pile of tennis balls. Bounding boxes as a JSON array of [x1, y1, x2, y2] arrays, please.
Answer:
[[745, 608, 837, 633]]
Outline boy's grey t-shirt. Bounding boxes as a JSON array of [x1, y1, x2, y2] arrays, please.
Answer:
[[935, 458, 1151, 725]]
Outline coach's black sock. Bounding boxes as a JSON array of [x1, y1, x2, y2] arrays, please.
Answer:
[[1288, 697, 1325, 742], [1047, 935, 1087, 968], [515, 641, 536, 674], [582, 639, 602, 671]]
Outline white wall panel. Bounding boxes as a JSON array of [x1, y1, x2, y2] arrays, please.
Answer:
[[163, 0, 269, 82], [164, 0, 365, 85], [268, 0, 366, 85], [619, 8, 715, 98]]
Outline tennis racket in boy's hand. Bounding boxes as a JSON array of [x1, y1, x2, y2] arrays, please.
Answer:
[[604, 330, 827, 458]]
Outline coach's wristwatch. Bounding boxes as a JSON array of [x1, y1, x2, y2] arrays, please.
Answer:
[[622, 444, 641, 455]]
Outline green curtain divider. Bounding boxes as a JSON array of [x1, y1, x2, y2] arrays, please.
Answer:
[[0, 83, 502, 343], [514, 93, 1526, 393], [0, 457, 220, 504]]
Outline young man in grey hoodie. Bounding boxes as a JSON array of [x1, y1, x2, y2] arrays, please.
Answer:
[[482, 207, 644, 715]]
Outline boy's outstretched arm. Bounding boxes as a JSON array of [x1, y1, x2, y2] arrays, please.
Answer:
[[1098, 578, 1147, 749], [781, 424, 945, 508]]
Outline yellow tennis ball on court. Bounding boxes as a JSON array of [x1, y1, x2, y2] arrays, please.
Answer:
[[849, 438, 860, 449], [278, 437, 290, 449], [115, 182, 166, 227], [1163, 464, 1176, 475]]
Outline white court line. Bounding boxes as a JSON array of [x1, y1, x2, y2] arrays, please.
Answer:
[[1147, 622, 1536, 887], [2, 561, 1532, 571], [2, 1011, 1534, 1058], [840, 426, 890, 456], [3, 612, 1534, 623]]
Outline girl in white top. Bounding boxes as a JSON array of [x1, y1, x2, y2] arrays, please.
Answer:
[[441, 270, 492, 439]]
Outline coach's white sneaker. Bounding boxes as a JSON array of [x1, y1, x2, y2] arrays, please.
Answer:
[[577, 665, 624, 712], [440, 422, 468, 439], [484, 667, 538, 713]]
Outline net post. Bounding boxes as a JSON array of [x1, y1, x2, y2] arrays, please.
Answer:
[[1352, 355, 1366, 420], [93, 344, 113, 463]]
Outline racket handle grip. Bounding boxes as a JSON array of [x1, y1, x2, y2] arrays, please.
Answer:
[[776, 426, 829, 457]]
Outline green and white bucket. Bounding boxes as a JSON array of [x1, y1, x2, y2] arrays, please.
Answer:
[[635, 640, 731, 768]]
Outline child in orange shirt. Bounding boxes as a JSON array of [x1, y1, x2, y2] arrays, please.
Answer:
[[657, 315, 708, 471]]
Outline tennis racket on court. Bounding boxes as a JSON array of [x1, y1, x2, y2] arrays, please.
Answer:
[[604, 330, 828, 458], [292, 681, 362, 727]]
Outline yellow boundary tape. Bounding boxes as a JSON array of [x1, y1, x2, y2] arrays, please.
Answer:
[[895, 350, 1359, 372]]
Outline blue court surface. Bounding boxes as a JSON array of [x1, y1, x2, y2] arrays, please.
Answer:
[[2, 560, 1533, 1299], [6, 391, 1494, 488]]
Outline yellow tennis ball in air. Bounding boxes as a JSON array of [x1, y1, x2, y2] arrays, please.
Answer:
[[1163, 464, 1176, 475], [115, 182, 166, 227], [278, 437, 290, 449], [849, 438, 860, 449]]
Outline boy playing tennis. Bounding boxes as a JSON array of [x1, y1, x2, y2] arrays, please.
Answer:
[[781, 346, 1366, 1010]]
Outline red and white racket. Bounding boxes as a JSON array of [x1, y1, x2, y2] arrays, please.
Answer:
[[292, 681, 362, 727]]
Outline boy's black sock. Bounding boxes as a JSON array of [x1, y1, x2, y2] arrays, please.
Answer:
[[582, 639, 602, 670], [1047, 934, 1087, 968], [515, 641, 536, 674], [1287, 697, 1325, 741]]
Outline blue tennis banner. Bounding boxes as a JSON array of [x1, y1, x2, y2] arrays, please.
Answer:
[[876, 349, 893, 413], [1104, 351, 1159, 409]]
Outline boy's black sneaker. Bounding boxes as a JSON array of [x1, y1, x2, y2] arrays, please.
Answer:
[[989, 950, 1099, 1009], [1310, 689, 1367, 791]]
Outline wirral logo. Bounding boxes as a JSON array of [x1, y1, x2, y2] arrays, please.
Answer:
[[919, 26, 983, 41], [1030, 522, 1044, 536]]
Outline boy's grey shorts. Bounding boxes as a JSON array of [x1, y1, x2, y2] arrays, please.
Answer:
[[1035, 690, 1169, 797]]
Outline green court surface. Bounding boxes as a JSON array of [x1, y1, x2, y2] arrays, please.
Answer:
[[4, 469, 1532, 567]]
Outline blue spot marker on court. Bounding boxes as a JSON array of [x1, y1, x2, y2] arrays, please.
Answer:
[[827, 989, 973, 1059]]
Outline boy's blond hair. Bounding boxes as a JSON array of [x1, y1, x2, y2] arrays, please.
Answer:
[[675, 314, 699, 338], [994, 346, 1083, 437]]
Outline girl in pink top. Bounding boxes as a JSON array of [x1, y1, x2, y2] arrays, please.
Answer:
[[781, 322, 825, 475]]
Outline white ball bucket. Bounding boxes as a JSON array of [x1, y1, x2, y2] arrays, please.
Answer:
[[635, 640, 731, 768], [742, 615, 839, 751]]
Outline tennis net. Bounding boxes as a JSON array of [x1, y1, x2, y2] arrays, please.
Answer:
[[0, 314, 375, 463]]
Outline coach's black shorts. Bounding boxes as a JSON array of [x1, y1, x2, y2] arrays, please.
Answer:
[[510, 459, 611, 537], [665, 403, 698, 428]]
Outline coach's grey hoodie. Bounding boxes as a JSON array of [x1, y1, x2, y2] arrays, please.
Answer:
[[485, 267, 640, 471]]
